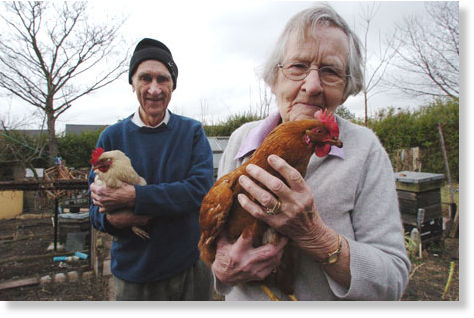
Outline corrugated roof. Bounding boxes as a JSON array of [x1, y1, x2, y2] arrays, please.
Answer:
[[208, 136, 229, 153]]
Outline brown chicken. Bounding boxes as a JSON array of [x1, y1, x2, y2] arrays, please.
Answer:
[[198, 110, 342, 300], [90, 148, 151, 239]]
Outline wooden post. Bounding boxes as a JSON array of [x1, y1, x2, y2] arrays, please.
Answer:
[[417, 208, 425, 258], [54, 197, 59, 251], [438, 123, 458, 238]]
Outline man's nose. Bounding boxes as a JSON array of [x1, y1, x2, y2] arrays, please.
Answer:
[[148, 80, 162, 95], [301, 69, 323, 94]]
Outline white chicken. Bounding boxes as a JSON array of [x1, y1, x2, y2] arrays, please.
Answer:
[[90, 147, 150, 239]]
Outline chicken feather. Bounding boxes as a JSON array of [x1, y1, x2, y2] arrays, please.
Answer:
[[90, 149, 150, 239], [199, 111, 342, 299]]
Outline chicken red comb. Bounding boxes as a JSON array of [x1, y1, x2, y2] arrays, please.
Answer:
[[90, 147, 104, 165], [314, 109, 339, 137]]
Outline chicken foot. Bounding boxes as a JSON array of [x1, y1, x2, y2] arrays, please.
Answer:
[[259, 284, 298, 301], [132, 226, 150, 240]]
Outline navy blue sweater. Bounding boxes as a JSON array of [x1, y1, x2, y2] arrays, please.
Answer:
[[89, 112, 214, 283]]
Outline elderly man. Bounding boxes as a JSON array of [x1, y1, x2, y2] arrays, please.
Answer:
[[89, 38, 214, 301]]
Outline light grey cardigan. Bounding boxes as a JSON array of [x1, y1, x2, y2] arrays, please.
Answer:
[[214, 115, 410, 300]]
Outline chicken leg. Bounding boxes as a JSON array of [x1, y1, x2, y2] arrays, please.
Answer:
[[260, 284, 298, 301], [132, 226, 150, 240]]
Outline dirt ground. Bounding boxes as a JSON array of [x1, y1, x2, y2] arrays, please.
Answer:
[[0, 214, 459, 301]]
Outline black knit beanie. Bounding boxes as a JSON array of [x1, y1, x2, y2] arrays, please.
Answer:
[[128, 38, 178, 90]]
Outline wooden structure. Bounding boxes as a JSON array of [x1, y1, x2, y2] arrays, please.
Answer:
[[0, 162, 89, 251], [395, 171, 444, 243], [90, 229, 113, 277]]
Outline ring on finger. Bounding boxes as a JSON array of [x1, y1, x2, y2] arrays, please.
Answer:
[[266, 199, 282, 216]]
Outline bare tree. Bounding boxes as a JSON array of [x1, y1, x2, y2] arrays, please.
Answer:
[[0, 1, 129, 164], [358, 2, 397, 126], [0, 118, 48, 180], [256, 80, 272, 119], [386, 2, 459, 99], [0, 105, 49, 177], [248, 80, 272, 119]]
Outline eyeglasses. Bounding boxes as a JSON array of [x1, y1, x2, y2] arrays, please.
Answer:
[[277, 62, 349, 87]]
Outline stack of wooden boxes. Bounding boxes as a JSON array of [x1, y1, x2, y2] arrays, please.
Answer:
[[395, 171, 444, 243]]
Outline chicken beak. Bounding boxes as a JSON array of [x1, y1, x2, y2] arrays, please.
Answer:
[[305, 130, 343, 148], [92, 160, 107, 171], [327, 136, 343, 148]]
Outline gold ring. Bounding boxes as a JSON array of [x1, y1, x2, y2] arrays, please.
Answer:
[[266, 200, 281, 215]]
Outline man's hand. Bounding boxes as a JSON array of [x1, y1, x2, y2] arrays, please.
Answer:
[[90, 180, 136, 213], [212, 235, 287, 285]]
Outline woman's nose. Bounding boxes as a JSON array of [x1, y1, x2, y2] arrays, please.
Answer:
[[301, 69, 323, 95]]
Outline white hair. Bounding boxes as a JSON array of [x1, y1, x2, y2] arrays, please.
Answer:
[[261, 3, 364, 100]]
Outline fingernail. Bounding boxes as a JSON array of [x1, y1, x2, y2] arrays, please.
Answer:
[[239, 175, 248, 184], [268, 155, 277, 163]]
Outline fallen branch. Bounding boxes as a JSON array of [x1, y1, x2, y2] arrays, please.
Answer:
[[409, 263, 425, 280], [0, 277, 39, 291], [441, 261, 456, 300]]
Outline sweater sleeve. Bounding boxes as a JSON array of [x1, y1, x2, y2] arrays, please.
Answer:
[[327, 136, 411, 300], [133, 125, 214, 217]]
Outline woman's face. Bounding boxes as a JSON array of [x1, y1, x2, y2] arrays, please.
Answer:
[[273, 25, 349, 122]]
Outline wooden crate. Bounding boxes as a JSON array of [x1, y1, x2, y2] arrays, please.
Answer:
[[394, 171, 444, 192], [395, 171, 444, 243], [397, 189, 441, 208]]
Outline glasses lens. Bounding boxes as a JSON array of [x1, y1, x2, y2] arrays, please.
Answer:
[[284, 63, 307, 80], [319, 66, 345, 86]]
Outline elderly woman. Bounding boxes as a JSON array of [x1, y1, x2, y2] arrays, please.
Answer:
[[211, 4, 410, 300]]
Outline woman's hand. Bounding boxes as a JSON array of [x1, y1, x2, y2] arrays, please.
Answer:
[[237, 155, 327, 244], [237, 155, 343, 260], [90, 180, 136, 213], [236, 154, 351, 287], [212, 234, 287, 285]]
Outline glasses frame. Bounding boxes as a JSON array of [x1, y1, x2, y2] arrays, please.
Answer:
[[277, 63, 350, 87]]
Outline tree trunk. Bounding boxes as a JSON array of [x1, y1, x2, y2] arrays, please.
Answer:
[[46, 104, 58, 166]]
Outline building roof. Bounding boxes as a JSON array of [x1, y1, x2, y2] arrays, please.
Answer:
[[207, 136, 229, 170], [1, 129, 45, 137], [65, 124, 107, 135]]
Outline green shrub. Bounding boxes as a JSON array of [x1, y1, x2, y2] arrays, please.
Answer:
[[367, 98, 458, 181], [204, 112, 264, 136], [57, 130, 103, 168]]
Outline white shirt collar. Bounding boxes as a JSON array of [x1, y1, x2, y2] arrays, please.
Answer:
[[132, 108, 170, 128]]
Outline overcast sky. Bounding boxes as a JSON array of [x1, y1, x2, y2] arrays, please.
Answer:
[[1, 1, 461, 132]]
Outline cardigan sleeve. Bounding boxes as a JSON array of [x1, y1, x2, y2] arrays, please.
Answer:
[[327, 135, 411, 300]]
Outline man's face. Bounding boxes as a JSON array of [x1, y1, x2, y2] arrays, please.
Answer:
[[131, 60, 173, 124], [273, 25, 349, 122]]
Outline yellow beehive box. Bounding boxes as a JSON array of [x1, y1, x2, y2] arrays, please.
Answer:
[[0, 191, 23, 219]]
